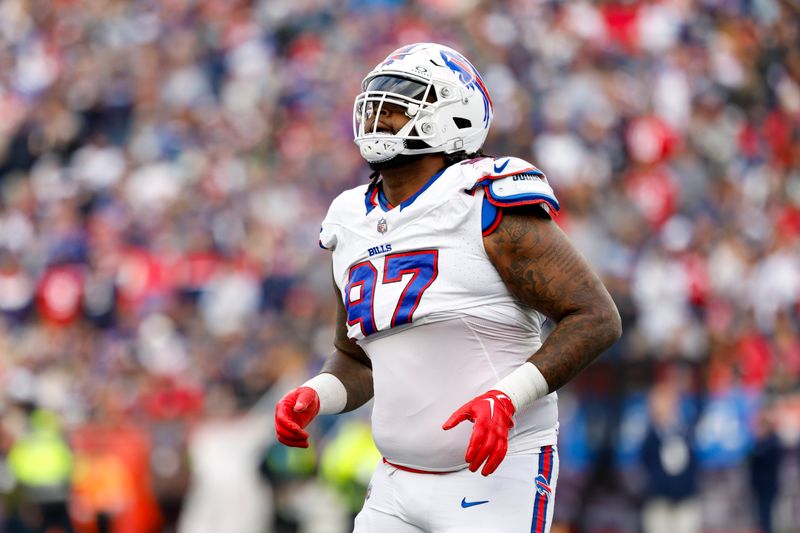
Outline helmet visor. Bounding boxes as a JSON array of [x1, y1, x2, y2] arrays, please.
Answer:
[[365, 75, 430, 100]]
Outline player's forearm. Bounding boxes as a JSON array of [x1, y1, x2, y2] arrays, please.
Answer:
[[320, 348, 374, 412], [276, 343, 372, 447], [484, 207, 622, 397], [328, 279, 375, 412], [528, 305, 621, 392]]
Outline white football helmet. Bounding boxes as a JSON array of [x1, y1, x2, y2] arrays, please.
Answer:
[[353, 43, 493, 163]]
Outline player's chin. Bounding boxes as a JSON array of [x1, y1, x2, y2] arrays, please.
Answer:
[[367, 152, 426, 172]]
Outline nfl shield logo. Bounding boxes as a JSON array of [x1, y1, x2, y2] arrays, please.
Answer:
[[377, 218, 388, 234]]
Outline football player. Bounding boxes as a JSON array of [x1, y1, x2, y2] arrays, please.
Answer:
[[275, 42, 621, 532]]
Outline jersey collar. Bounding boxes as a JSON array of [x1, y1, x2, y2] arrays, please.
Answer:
[[365, 167, 447, 215]]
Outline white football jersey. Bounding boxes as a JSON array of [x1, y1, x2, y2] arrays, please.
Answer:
[[320, 156, 561, 471]]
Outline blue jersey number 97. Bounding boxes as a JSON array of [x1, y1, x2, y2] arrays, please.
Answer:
[[345, 250, 439, 336]]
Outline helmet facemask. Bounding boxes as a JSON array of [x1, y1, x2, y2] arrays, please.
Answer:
[[353, 74, 455, 163]]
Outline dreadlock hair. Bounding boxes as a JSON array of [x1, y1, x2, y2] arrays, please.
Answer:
[[444, 149, 487, 167]]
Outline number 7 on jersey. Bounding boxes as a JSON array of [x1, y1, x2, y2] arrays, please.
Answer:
[[345, 250, 439, 336]]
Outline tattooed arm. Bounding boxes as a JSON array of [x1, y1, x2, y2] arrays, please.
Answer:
[[319, 282, 374, 412], [441, 206, 620, 475], [484, 205, 622, 392]]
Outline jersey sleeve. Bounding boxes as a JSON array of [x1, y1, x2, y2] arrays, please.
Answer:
[[319, 184, 373, 250], [467, 157, 560, 236], [319, 194, 343, 251], [319, 225, 336, 250]]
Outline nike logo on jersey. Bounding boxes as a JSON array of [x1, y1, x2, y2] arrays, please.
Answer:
[[461, 498, 490, 508], [493, 159, 509, 174]]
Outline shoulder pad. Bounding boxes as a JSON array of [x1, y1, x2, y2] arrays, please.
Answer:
[[468, 157, 559, 213], [485, 173, 559, 212], [461, 156, 537, 177]]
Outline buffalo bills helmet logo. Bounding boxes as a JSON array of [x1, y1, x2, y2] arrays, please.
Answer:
[[379, 44, 419, 67], [439, 50, 492, 126]]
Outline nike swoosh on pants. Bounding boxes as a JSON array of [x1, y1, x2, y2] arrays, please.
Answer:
[[461, 498, 490, 508]]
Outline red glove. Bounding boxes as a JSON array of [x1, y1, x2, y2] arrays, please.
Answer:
[[442, 390, 516, 476], [275, 386, 320, 448]]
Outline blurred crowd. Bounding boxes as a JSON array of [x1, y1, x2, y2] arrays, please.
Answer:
[[0, 0, 798, 532]]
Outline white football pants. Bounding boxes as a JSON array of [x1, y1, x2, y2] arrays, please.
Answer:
[[353, 445, 558, 533]]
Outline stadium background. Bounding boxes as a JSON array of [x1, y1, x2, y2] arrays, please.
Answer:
[[0, 0, 798, 532]]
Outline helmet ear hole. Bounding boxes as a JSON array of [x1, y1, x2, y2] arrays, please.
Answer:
[[453, 117, 472, 129]]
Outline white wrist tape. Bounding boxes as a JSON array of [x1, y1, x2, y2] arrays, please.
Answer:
[[302, 373, 347, 415], [493, 362, 550, 412]]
